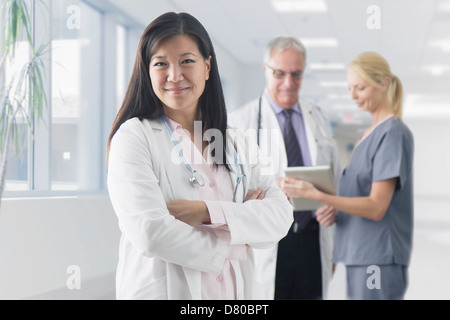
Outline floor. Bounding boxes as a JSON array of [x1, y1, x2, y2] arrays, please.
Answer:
[[327, 196, 450, 300]]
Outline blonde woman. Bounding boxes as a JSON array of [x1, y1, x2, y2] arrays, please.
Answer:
[[281, 52, 414, 300]]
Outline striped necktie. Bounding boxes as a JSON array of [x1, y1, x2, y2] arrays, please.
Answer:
[[282, 109, 304, 167], [282, 109, 313, 231]]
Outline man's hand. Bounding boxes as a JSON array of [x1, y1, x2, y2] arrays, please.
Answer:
[[315, 204, 337, 227]]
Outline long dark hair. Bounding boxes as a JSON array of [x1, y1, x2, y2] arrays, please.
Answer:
[[107, 12, 229, 168]]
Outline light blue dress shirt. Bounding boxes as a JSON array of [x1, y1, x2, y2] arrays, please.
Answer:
[[264, 91, 312, 166]]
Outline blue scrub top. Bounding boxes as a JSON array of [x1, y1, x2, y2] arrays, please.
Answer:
[[332, 117, 414, 267]]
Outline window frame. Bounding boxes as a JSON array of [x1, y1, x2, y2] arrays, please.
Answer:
[[2, 0, 143, 198]]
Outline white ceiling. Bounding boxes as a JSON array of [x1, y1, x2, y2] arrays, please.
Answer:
[[107, 0, 450, 137]]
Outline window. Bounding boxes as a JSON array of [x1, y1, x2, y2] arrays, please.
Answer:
[[2, 0, 141, 197], [51, 0, 102, 191], [3, 32, 31, 191], [116, 24, 127, 112]]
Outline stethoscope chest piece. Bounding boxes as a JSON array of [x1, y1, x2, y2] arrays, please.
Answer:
[[189, 170, 205, 187]]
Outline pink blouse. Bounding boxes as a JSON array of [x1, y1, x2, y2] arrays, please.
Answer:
[[165, 118, 247, 300]]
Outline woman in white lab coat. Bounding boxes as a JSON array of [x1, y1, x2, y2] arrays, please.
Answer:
[[106, 12, 293, 300]]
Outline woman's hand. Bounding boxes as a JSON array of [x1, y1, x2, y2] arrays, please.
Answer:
[[166, 200, 210, 226], [244, 187, 266, 202], [281, 177, 319, 200], [276, 177, 289, 200]]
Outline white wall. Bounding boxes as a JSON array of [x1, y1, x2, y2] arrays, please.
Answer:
[[230, 63, 267, 111], [404, 117, 450, 198], [0, 195, 120, 300], [212, 41, 265, 113], [213, 42, 245, 112]]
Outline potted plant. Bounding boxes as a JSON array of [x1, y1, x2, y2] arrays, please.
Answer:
[[0, 0, 48, 201]]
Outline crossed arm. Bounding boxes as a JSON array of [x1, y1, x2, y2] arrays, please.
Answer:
[[166, 187, 267, 226]]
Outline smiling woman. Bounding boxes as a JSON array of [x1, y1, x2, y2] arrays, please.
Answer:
[[149, 34, 211, 132], [106, 11, 293, 300]]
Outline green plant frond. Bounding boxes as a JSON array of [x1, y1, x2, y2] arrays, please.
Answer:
[[2, 0, 34, 56], [18, 107, 37, 144], [9, 121, 28, 158], [0, 113, 9, 149], [0, 52, 9, 70], [13, 70, 29, 104], [0, 117, 8, 140], [20, 0, 33, 45], [0, 112, 9, 135], [1, 0, 50, 172], [10, 1, 21, 56], [1, 79, 14, 111], [11, 1, 19, 41], [11, 121, 18, 153], [30, 67, 47, 113], [34, 43, 52, 62], [0, 114, 17, 154]]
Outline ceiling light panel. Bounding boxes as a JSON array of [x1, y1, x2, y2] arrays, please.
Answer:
[[430, 39, 450, 52], [271, 0, 327, 12], [309, 63, 345, 70], [437, 0, 450, 11], [301, 38, 338, 47]]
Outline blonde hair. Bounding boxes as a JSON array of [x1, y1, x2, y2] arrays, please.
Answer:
[[348, 51, 403, 118]]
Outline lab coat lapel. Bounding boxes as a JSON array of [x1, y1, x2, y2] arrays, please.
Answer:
[[230, 260, 244, 299], [182, 267, 202, 299], [148, 119, 199, 201], [149, 119, 203, 300], [300, 99, 319, 166], [226, 140, 244, 204], [260, 97, 288, 177], [260, 97, 284, 148]]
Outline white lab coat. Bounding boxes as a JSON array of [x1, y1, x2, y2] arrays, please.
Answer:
[[107, 117, 293, 300], [229, 94, 340, 299]]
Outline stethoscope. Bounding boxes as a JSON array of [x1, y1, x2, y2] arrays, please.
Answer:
[[256, 92, 335, 149], [161, 115, 245, 202]]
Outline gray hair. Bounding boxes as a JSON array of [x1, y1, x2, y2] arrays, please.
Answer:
[[263, 36, 307, 64]]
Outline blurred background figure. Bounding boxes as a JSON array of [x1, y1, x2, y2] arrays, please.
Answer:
[[282, 51, 414, 300], [230, 36, 340, 300]]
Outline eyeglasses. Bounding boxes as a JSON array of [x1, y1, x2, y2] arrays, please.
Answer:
[[266, 64, 303, 80]]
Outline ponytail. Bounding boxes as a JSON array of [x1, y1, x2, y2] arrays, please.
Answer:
[[388, 74, 403, 118]]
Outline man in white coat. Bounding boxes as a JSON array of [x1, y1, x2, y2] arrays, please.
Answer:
[[229, 36, 340, 300]]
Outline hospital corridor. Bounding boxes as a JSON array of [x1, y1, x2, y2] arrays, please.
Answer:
[[0, 0, 449, 300]]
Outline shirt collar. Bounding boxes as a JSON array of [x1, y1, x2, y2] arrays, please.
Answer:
[[164, 116, 213, 142], [263, 89, 302, 116]]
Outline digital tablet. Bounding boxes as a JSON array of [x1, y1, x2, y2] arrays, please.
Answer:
[[284, 165, 335, 211]]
